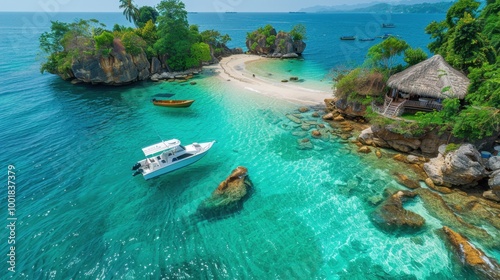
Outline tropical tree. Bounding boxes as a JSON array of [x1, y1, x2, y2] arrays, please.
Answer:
[[119, 0, 139, 24], [290, 24, 307, 41], [425, 0, 495, 73], [154, 0, 202, 70], [403, 47, 428, 66], [136, 6, 159, 28], [366, 37, 409, 73]]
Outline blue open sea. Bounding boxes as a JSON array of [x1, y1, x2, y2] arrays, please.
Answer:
[[1, 11, 497, 279]]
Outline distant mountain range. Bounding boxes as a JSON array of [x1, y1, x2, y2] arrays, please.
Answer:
[[299, 0, 455, 13]]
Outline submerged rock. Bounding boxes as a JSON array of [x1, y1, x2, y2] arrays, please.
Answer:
[[371, 190, 425, 233], [441, 226, 500, 280], [311, 130, 322, 138], [286, 114, 302, 124], [358, 146, 371, 154], [197, 166, 253, 219], [394, 173, 420, 189], [298, 106, 309, 113], [415, 188, 494, 246], [297, 138, 314, 150]]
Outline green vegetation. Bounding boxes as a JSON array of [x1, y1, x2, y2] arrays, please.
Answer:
[[40, 0, 230, 76], [445, 143, 460, 153], [425, 0, 495, 74], [136, 6, 159, 27], [336, 0, 500, 141], [119, 0, 139, 24], [403, 47, 428, 66], [335, 37, 419, 112], [246, 24, 307, 52], [200, 29, 231, 57], [366, 37, 409, 74], [290, 24, 307, 41], [416, 0, 500, 140], [334, 68, 386, 104], [39, 19, 106, 75]]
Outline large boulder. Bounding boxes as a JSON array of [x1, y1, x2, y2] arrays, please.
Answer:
[[423, 144, 486, 187], [71, 39, 150, 85], [359, 124, 462, 156], [150, 57, 162, 74], [371, 190, 425, 233], [441, 226, 500, 280], [197, 166, 253, 219]]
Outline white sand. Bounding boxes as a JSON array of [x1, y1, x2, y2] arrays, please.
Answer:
[[208, 54, 332, 106]]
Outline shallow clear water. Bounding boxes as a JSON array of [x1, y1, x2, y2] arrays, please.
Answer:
[[0, 12, 497, 279]]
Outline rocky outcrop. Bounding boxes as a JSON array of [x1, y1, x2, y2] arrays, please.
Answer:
[[332, 99, 367, 118], [415, 188, 493, 244], [207, 44, 243, 64], [246, 27, 306, 58], [150, 57, 162, 74], [197, 166, 253, 219], [441, 226, 500, 280], [486, 156, 500, 200], [358, 124, 455, 156], [70, 39, 150, 85], [150, 69, 201, 82], [371, 190, 425, 232], [423, 144, 486, 187]]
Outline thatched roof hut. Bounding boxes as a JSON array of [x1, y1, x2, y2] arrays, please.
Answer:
[[387, 54, 470, 99]]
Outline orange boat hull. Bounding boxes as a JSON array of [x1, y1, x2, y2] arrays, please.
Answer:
[[152, 99, 195, 108]]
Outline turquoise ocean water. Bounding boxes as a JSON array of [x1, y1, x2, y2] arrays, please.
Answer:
[[1, 12, 498, 279]]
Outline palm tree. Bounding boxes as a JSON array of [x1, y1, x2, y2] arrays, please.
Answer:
[[119, 0, 139, 24]]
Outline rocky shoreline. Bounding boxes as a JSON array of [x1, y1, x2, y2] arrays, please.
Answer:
[[284, 99, 500, 277]]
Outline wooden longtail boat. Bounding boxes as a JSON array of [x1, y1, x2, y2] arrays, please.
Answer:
[[152, 99, 195, 108]]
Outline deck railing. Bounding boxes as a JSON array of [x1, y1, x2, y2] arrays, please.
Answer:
[[404, 100, 443, 111], [392, 100, 407, 116]]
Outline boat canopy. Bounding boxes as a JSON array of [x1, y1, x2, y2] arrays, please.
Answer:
[[142, 139, 181, 156]]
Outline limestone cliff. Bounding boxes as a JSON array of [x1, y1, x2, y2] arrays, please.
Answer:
[[65, 39, 151, 85], [246, 27, 306, 58]]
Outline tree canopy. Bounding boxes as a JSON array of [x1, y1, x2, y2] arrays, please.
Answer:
[[39, 0, 230, 76], [119, 0, 139, 24], [366, 37, 409, 73], [411, 0, 500, 140]]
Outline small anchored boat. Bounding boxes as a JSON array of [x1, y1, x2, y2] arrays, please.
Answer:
[[340, 36, 356, 40], [152, 99, 195, 108], [382, 23, 395, 28], [132, 139, 215, 180]]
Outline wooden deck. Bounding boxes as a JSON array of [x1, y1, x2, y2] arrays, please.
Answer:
[[373, 96, 443, 117], [404, 100, 443, 112]]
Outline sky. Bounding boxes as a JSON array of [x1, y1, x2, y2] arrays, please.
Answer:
[[0, 0, 408, 13]]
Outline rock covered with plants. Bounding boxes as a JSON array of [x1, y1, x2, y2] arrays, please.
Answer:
[[39, 0, 236, 85], [245, 24, 306, 58]]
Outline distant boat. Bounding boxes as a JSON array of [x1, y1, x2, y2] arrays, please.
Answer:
[[382, 23, 395, 28], [378, 33, 398, 39], [225, 11, 237, 13], [340, 36, 356, 40], [289, 12, 306, 14], [152, 99, 195, 108], [359, 38, 375, 41]]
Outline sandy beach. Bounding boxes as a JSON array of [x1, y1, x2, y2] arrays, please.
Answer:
[[210, 54, 332, 105]]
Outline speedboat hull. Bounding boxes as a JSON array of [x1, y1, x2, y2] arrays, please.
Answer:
[[143, 148, 210, 180], [133, 141, 215, 180]]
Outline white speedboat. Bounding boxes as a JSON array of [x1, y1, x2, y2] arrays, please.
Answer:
[[132, 139, 215, 180]]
